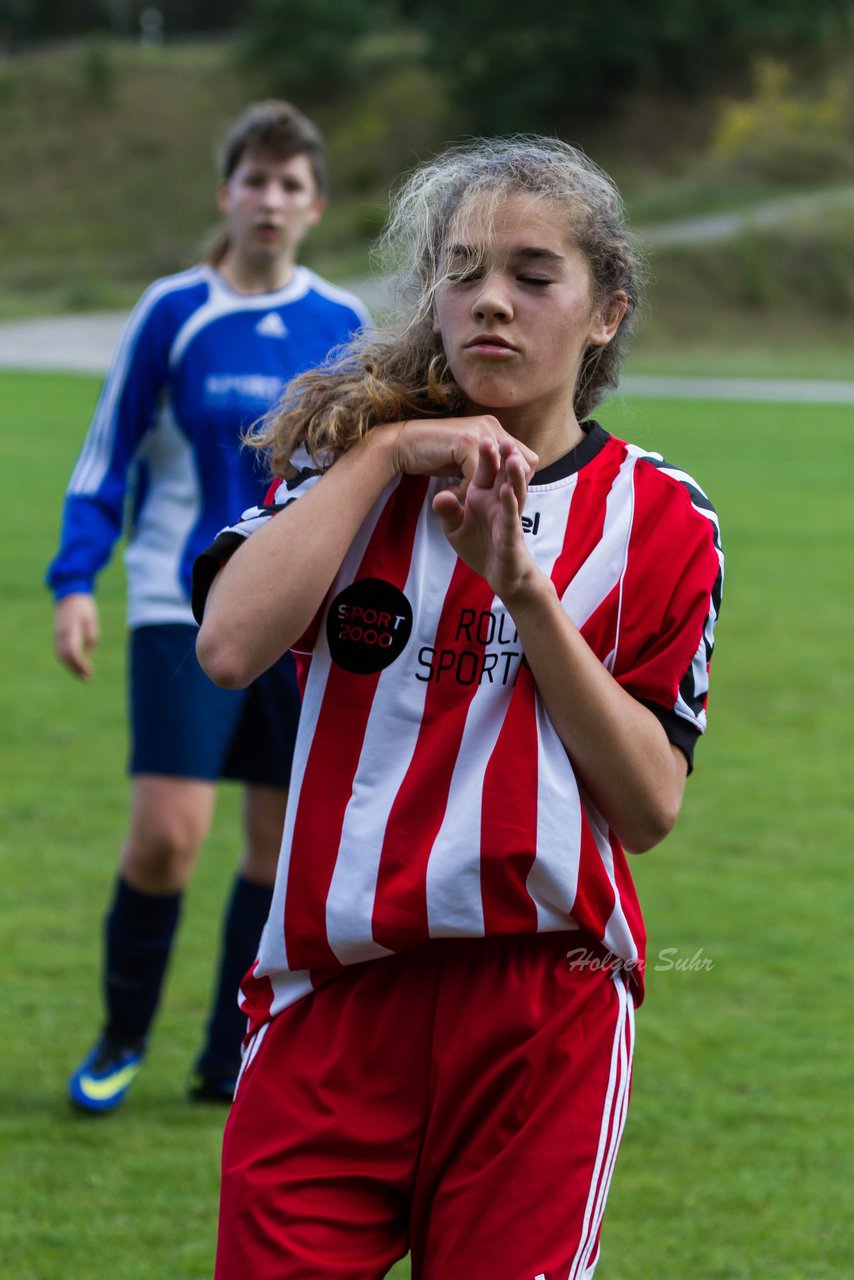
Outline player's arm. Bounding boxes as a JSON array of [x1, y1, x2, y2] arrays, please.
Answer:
[[45, 288, 172, 676], [197, 415, 538, 690], [509, 580, 688, 854], [435, 437, 687, 854]]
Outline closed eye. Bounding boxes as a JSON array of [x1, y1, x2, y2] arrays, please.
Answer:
[[520, 276, 552, 286]]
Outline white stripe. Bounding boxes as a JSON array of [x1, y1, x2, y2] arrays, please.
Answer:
[[122, 406, 202, 629], [601, 455, 635, 675], [327, 491, 459, 957], [423, 597, 512, 938], [303, 269, 372, 327], [168, 266, 314, 367], [266, 969, 315, 1020], [528, 459, 635, 931], [252, 479, 392, 981], [589, 800, 638, 965], [561, 454, 636, 630], [577, 982, 635, 1278], [262, 476, 397, 970], [526, 703, 584, 931], [674, 625, 711, 731], [567, 975, 634, 1280], [234, 1020, 270, 1097], [69, 268, 206, 495]]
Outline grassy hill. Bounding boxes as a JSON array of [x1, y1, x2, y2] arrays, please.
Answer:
[[2, 36, 853, 376], [0, 37, 443, 313]]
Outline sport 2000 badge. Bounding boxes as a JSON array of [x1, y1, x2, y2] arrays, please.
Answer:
[[326, 578, 413, 674]]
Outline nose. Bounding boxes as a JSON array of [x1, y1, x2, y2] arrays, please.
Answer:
[[471, 272, 513, 323], [260, 180, 285, 210]]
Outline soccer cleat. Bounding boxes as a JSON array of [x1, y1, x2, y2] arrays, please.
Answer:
[[187, 1062, 238, 1104], [68, 1034, 146, 1114]]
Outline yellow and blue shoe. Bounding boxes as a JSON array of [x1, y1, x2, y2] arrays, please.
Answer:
[[68, 1034, 146, 1114]]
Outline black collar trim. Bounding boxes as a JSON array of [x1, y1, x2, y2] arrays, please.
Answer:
[[530, 421, 610, 486]]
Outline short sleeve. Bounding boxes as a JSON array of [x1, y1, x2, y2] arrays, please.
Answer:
[[612, 456, 724, 771], [191, 457, 322, 624]]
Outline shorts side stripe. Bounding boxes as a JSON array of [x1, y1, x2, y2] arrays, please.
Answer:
[[566, 974, 635, 1280], [234, 1021, 270, 1098]]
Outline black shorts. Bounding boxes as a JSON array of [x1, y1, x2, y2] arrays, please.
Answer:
[[128, 623, 300, 787]]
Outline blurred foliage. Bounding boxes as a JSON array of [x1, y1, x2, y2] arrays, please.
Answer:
[[0, 0, 243, 40], [401, 0, 853, 133], [714, 58, 847, 153], [237, 0, 395, 104], [5, 0, 853, 137], [710, 56, 854, 185], [80, 31, 116, 103]]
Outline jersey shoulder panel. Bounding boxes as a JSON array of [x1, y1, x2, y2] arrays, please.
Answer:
[[612, 438, 725, 761], [300, 270, 372, 327], [132, 266, 213, 338], [627, 442, 722, 555], [190, 455, 324, 624]]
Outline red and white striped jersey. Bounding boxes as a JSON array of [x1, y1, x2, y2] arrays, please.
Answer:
[[195, 423, 724, 1023]]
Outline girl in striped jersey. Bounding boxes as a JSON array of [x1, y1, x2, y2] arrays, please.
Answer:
[[195, 136, 724, 1279]]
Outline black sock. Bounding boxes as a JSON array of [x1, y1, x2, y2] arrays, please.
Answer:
[[196, 875, 273, 1075], [103, 877, 182, 1047]]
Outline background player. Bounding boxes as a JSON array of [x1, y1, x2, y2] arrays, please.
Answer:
[[195, 135, 724, 1277], [46, 100, 369, 1113]]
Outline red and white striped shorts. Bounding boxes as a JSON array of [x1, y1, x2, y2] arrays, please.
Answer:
[[215, 932, 635, 1280]]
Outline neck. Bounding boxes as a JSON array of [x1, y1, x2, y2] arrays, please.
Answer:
[[217, 250, 297, 296], [476, 403, 586, 470]]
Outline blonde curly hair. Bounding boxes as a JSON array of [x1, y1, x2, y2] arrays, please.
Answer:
[[248, 135, 643, 475]]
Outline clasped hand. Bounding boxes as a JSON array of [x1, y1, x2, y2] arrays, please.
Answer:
[[388, 416, 540, 602]]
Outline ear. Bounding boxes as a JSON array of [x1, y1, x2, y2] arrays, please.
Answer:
[[307, 194, 326, 228], [588, 290, 628, 348], [216, 180, 231, 217]]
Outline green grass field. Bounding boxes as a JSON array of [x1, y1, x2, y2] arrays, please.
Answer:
[[1, 371, 852, 1278]]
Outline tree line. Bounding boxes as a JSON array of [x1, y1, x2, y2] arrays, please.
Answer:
[[3, 0, 851, 133]]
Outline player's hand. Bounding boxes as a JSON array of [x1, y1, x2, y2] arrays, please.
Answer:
[[432, 435, 538, 600], [54, 593, 100, 680], [384, 415, 538, 484]]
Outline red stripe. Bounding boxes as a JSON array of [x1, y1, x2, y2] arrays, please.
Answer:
[[479, 664, 541, 933], [240, 961, 274, 1037], [612, 837, 646, 1002], [577, 581, 618, 659], [371, 562, 496, 951], [614, 460, 719, 709], [564, 817, 617, 944], [479, 445, 626, 935], [283, 477, 427, 971], [551, 437, 626, 596]]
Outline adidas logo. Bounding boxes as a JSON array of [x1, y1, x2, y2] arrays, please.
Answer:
[[255, 312, 288, 339]]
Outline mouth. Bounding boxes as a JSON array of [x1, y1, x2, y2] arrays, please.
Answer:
[[255, 222, 283, 239], [465, 334, 517, 355]]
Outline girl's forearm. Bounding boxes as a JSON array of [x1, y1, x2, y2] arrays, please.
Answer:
[[505, 573, 687, 853], [197, 428, 399, 688]]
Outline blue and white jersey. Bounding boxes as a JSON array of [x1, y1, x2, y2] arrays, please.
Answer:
[[46, 264, 369, 627]]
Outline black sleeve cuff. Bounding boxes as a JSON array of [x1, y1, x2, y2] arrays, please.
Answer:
[[191, 531, 246, 624], [639, 699, 701, 774]]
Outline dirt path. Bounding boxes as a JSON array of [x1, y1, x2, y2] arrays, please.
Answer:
[[2, 309, 852, 403], [3, 182, 854, 409], [639, 184, 854, 246]]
